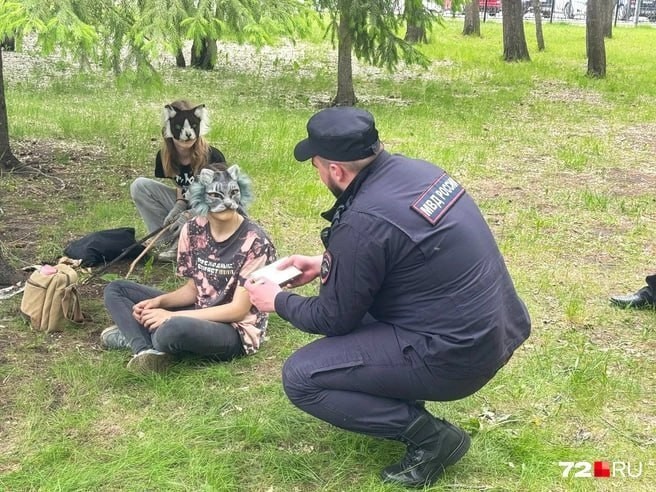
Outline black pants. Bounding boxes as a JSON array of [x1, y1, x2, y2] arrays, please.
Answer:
[[282, 319, 499, 440]]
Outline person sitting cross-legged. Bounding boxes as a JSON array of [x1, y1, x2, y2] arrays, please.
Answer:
[[130, 99, 227, 263], [102, 162, 276, 373]]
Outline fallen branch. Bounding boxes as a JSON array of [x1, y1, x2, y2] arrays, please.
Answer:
[[125, 227, 169, 279]]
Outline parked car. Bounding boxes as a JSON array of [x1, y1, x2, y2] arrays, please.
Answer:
[[479, 0, 502, 16], [617, 0, 656, 21]]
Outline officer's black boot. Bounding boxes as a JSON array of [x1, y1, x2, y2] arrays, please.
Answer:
[[381, 411, 470, 488]]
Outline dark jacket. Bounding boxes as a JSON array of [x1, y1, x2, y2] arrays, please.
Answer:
[[276, 150, 531, 377]]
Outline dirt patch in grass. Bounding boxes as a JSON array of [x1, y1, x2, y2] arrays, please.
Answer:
[[0, 137, 174, 348]]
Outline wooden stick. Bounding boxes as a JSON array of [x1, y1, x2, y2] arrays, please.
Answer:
[[125, 227, 170, 279]]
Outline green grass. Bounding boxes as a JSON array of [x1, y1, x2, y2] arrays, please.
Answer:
[[1, 18, 656, 491]]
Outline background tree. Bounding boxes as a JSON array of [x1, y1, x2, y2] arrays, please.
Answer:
[[463, 1, 481, 36], [173, 0, 311, 70], [602, 0, 615, 38], [0, 0, 314, 170], [318, 0, 434, 106], [0, 1, 97, 171], [531, 0, 545, 51], [404, 0, 443, 43], [586, 0, 606, 77], [502, 0, 530, 61], [0, 48, 20, 170], [0, 249, 23, 286]]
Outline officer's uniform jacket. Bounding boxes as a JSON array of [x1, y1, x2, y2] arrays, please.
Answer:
[[276, 151, 531, 378]]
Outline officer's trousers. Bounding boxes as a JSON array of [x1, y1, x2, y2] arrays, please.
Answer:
[[282, 319, 497, 439]]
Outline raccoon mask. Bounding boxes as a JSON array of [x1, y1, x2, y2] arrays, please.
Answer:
[[189, 165, 254, 216], [162, 104, 210, 141]]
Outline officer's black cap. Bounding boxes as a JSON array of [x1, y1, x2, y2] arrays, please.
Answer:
[[294, 107, 380, 162]]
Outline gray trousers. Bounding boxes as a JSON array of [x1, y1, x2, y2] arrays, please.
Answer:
[[130, 177, 178, 245], [104, 280, 245, 360]]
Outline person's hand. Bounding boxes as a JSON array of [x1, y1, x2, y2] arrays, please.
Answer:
[[139, 308, 173, 331], [167, 211, 191, 237], [163, 201, 189, 235], [278, 255, 322, 287], [133, 297, 161, 324], [244, 278, 282, 312]]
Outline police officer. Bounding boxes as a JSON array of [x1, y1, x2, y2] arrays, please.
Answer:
[[245, 107, 531, 487]]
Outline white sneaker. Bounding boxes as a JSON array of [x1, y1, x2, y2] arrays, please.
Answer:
[[126, 349, 174, 374]]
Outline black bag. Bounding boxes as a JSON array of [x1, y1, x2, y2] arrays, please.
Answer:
[[64, 228, 145, 267]]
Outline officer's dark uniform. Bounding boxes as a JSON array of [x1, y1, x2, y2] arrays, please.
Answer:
[[275, 147, 531, 439], [272, 108, 531, 460]]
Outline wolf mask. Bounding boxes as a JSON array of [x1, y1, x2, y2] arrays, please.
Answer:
[[189, 165, 254, 216], [162, 104, 210, 141]]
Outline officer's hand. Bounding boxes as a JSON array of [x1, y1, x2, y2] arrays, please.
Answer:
[[244, 277, 281, 313], [278, 254, 322, 287]]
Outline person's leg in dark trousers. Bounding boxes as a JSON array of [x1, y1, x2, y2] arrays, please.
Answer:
[[152, 318, 244, 360], [282, 319, 494, 487], [103, 280, 168, 354], [282, 319, 492, 439]]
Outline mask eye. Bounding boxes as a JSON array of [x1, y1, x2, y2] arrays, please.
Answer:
[[207, 191, 223, 199], [175, 124, 182, 130]]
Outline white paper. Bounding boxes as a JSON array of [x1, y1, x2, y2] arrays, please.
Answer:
[[250, 258, 302, 286]]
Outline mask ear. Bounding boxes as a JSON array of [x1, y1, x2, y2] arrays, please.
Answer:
[[232, 165, 254, 210], [162, 105, 177, 139], [193, 104, 210, 136], [198, 168, 215, 185], [227, 164, 241, 181]]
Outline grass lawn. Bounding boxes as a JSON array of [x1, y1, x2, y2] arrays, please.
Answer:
[[1, 18, 655, 491]]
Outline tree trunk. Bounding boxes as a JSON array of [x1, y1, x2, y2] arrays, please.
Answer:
[[463, 2, 481, 36], [333, 6, 356, 106], [175, 48, 186, 68], [405, 24, 427, 43], [502, 0, 531, 61], [603, 0, 615, 38], [0, 48, 22, 171], [0, 36, 15, 51], [404, 0, 428, 43], [532, 0, 546, 51], [0, 251, 22, 286], [586, 0, 606, 77], [191, 37, 217, 70]]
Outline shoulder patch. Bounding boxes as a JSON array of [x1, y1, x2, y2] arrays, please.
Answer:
[[320, 251, 332, 285], [410, 173, 465, 225]]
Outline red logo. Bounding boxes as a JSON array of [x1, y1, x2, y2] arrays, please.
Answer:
[[594, 461, 610, 478]]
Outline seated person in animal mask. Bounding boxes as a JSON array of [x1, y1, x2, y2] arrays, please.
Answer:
[[130, 99, 226, 262], [103, 163, 276, 373]]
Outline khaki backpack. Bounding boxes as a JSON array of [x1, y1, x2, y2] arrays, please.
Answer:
[[20, 263, 84, 332]]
